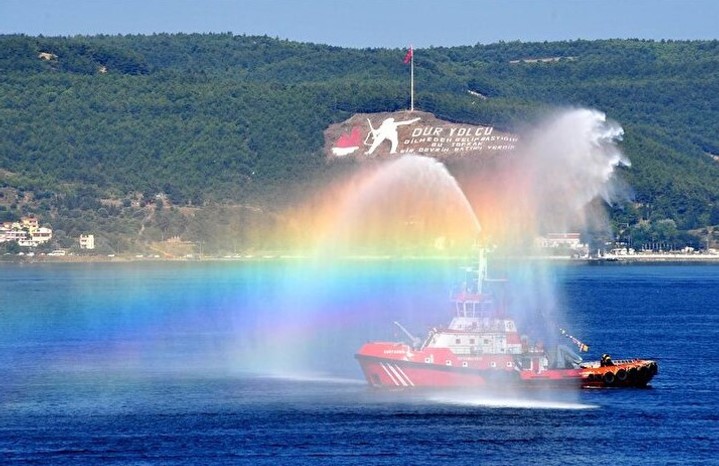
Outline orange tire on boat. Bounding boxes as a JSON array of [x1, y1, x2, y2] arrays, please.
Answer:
[[616, 369, 627, 382], [603, 372, 615, 384]]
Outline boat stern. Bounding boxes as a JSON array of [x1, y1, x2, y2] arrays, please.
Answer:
[[581, 359, 658, 388]]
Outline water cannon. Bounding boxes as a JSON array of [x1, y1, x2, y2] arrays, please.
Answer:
[[393, 321, 421, 349], [559, 327, 590, 352]]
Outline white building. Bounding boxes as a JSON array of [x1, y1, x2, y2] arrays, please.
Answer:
[[0, 220, 53, 247], [79, 234, 95, 250], [32, 227, 53, 244], [0, 225, 26, 243], [536, 233, 584, 249]]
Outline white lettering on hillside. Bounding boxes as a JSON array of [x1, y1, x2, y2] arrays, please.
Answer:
[[403, 125, 515, 155]]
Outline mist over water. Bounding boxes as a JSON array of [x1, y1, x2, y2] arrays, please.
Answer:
[[460, 108, 629, 246], [517, 108, 629, 235], [225, 108, 632, 382], [429, 392, 598, 410], [1, 109, 632, 410], [4, 263, 717, 464], [451, 109, 631, 347], [5, 99, 719, 462], [318, 155, 481, 256]]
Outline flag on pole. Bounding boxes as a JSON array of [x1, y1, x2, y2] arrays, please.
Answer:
[[404, 45, 414, 112], [403, 47, 413, 64], [559, 328, 590, 352]]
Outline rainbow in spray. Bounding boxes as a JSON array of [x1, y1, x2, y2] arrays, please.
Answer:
[[2, 108, 631, 386], [259, 107, 631, 378], [286, 108, 628, 259]]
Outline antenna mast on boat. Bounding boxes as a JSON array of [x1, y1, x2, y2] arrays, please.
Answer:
[[477, 246, 487, 295]]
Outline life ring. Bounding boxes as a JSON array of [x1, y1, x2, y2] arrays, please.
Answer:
[[616, 369, 628, 382], [603, 372, 615, 384]]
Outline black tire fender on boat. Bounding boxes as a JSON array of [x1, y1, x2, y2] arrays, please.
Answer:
[[586, 373, 595, 382], [616, 369, 628, 382], [603, 371, 615, 385], [649, 362, 658, 375]]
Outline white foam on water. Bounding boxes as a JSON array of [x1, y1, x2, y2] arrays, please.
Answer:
[[429, 394, 597, 410], [259, 372, 367, 385]]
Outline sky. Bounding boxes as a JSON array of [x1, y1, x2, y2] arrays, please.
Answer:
[[1, 0, 718, 49]]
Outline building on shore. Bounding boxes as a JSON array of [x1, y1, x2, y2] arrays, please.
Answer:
[[79, 234, 95, 250], [535, 233, 588, 256], [0, 217, 53, 247]]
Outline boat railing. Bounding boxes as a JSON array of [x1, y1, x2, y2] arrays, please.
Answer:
[[606, 358, 640, 365], [583, 358, 640, 368], [448, 320, 508, 332], [452, 298, 499, 319]]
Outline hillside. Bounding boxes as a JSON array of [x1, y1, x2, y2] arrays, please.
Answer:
[[1, 34, 718, 254]]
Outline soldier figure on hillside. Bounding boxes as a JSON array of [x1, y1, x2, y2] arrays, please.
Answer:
[[365, 116, 420, 155]]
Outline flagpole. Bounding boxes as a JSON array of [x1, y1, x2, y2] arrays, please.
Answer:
[[410, 46, 414, 112]]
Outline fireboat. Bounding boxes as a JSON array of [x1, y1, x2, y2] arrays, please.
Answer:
[[355, 247, 657, 389]]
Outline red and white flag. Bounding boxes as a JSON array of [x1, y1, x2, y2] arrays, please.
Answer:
[[403, 47, 413, 64]]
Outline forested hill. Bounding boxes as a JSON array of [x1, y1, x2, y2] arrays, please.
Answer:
[[1, 34, 718, 254]]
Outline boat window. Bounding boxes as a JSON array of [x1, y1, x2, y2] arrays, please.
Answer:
[[506, 361, 513, 367], [445, 360, 452, 366], [462, 361, 468, 367], [490, 361, 497, 368], [424, 357, 431, 363], [470, 338, 475, 344], [455, 338, 461, 345]]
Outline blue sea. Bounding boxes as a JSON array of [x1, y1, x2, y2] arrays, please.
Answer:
[[1, 260, 718, 465]]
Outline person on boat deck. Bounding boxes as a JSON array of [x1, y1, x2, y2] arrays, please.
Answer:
[[601, 353, 614, 367]]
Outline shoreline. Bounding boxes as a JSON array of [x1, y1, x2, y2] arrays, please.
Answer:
[[2, 253, 719, 265]]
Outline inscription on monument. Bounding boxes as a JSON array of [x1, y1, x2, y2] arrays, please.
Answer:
[[324, 111, 518, 159]]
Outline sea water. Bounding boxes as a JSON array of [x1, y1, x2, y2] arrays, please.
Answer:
[[1, 261, 718, 465]]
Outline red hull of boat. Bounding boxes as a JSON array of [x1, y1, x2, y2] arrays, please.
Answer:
[[356, 354, 581, 388], [355, 342, 656, 389]]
